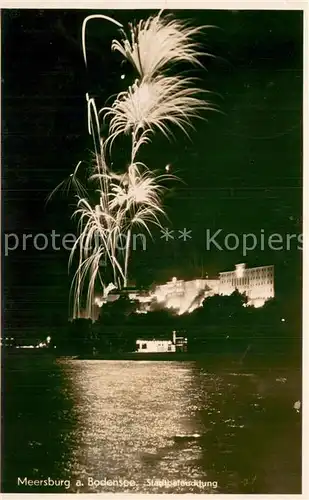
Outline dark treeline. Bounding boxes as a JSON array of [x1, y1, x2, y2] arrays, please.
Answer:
[[48, 290, 301, 358]]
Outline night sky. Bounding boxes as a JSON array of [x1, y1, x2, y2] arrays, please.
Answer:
[[2, 9, 303, 328]]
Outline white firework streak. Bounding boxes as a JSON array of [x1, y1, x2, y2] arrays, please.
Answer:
[[50, 11, 215, 319]]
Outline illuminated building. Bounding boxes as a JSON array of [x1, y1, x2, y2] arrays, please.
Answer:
[[95, 263, 275, 318], [150, 276, 220, 314], [219, 263, 274, 307], [94, 277, 219, 317]]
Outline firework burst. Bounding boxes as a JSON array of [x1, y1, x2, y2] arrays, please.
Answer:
[[102, 76, 213, 149], [51, 11, 215, 318], [111, 12, 211, 79]]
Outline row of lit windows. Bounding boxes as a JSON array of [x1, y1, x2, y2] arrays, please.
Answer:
[[221, 277, 274, 285], [220, 281, 273, 288], [221, 278, 274, 283], [230, 278, 249, 286], [250, 281, 273, 286], [248, 269, 273, 277], [221, 267, 273, 278], [221, 273, 273, 283]]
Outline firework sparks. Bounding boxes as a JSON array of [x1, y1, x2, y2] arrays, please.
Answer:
[[51, 11, 215, 318]]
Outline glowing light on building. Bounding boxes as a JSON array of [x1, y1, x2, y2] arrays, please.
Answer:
[[235, 263, 246, 279], [142, 277, 220, 315], [219, 263, 274, 308], [95, 263, 275, 317]]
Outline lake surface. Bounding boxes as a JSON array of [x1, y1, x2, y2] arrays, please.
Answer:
[[2, 354, 301, 494]]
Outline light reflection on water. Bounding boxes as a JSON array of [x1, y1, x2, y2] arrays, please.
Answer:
[[58, 360, 211, 493], [4, 357, 301, 494], [54, 359, 300, 494]]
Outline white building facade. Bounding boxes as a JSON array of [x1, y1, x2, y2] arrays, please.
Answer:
[[96, 263, 275, 316], [219, 263, 274, 307], [153, 276, 220, 314]]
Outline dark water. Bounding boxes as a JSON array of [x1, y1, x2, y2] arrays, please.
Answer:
[[2, 354, 301, 494]]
